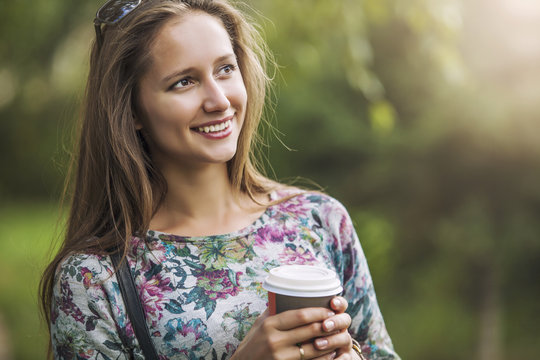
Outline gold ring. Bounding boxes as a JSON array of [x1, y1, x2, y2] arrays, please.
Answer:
[[296, 343, 305, 360]]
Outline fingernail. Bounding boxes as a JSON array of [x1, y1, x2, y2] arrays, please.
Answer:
[[332, 298, 341, 307], [324, 320, 335, 331], [329, 351, 336, 359], [315, 338, 328, 349], [328, 311, 335, 317]]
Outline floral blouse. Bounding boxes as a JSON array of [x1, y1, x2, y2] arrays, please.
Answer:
[[51, 190, 400, 359]]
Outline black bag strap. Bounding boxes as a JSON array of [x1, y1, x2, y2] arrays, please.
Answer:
[[110, 252, 159, 360]]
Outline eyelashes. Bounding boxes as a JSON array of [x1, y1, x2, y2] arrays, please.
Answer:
[[218, 64, 236, 75], [169, 64, 238, 91]]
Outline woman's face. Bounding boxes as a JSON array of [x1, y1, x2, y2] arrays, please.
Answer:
[[137, 12, 247, 169]]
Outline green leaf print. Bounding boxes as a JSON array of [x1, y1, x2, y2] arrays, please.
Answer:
[[199, 239, 255, 270], [176, 245, 191, 257], [246, 267, 257, 276], [165, 299, 185, 314], [103, 340, 123, 351], [228, 268, 238, 286], [184, 258, 204, 270], [200, 241, 229, 269], [204, 299, 217, 319], [98, 352, 113, 360], [222, 305, 260, 340], [144, 262, 163, 280], [185, 286, 205, 305], [184, 286, 217, 319]]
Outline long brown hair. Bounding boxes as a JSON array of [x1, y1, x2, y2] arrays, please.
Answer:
[[40, 0, 277, 341]]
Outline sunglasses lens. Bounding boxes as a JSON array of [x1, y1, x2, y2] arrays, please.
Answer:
[[97, 0, 142, 24]]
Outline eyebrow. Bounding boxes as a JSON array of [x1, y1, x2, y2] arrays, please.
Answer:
[[161, 53, 237, 84]]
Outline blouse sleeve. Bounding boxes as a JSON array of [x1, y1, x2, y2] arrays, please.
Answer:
[[319, 197, 400, 360], [50, 253, 143, 359]]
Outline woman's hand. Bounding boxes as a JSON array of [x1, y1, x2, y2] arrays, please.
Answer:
[[232, 306, 348, 360], [312, 296, 362, 360]]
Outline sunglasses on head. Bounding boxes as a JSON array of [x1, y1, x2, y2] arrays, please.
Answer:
[[93, 0, 143, 49]]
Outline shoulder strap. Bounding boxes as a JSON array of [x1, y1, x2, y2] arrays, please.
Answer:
[[110, 252, 159, 360]]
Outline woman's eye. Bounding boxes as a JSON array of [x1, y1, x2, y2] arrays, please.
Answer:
[[171, 78, 193, 89], [218, 64, 236, 76]]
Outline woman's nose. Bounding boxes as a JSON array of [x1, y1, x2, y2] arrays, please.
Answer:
[[202, 79, 230, 113]]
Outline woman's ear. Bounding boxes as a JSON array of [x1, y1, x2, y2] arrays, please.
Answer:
[[133, 111, 143, 130], [132, 104, 143, 130]]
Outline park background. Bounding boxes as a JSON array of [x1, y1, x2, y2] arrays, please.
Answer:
[[1, 0, 539, 359]]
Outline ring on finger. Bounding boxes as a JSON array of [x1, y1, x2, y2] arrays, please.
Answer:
[[296, 343, 305, 360]]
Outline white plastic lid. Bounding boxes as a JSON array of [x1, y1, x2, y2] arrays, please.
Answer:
[[263, 265, 343, 297]]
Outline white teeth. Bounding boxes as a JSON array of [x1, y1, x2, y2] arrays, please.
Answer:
[[197, 120, 232, 133]]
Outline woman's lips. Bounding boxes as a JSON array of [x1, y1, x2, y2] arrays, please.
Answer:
[[192, 118, 233, 139], [194, 119, 232, 134]]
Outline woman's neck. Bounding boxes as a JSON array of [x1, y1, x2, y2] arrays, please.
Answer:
[[149, 162, 265, 236]]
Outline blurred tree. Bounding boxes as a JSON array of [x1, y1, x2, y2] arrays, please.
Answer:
[[0, 0, 97, 200], [253, 0, 540, 359]]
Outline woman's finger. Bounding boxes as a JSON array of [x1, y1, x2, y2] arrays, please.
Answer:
[[270, 307, 335, 331], [322, 312, 352, 333], [267, 316, 332, 347], [330, 296, 348, 313], [294, 342, 340, 360], [267, 310, 351, 348], [312, 350, 337, 360], [313, 330, 353, 352]]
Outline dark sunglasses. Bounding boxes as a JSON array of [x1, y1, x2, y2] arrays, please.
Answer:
[[93, 0, 142, 49]]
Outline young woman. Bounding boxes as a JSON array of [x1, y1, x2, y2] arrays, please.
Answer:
[[40, 1, 400, 359]]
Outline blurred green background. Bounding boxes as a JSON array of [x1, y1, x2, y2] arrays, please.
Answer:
[[1, 0, 539, 359]]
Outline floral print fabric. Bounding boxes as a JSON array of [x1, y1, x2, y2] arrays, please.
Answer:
[[51, 190, 400, 359]]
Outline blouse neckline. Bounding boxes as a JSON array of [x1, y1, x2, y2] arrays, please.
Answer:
[[143, 189, 288, 244]]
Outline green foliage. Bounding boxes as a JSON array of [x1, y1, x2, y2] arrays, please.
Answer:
[[0, 203, 61, 359]]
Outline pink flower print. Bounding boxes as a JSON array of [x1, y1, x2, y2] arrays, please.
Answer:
[[320, 202, 351, 236], [179, 319, 205, 340], [59, 279, 85, 324], [138, 273, 171, 323], [279, 243, 316, 264], [277, 195, 311, 215], [81, 267, 93, 289], [196, 269, 241, 300], [130, 236, 145, 254], [163, 318, 212, 357], [125, 322, 135, 339], [255, 226, 297, 245]]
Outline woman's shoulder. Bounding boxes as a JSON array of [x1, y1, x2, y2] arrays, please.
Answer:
[[273, 185, 345, 205], [267, 186, 355, 242], [55, 252, 115, 287], [271, 186, 349, 216]]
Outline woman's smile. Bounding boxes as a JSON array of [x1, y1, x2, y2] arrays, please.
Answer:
[[192, 115, 234, 139]]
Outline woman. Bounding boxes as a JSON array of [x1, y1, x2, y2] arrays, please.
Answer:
[[40, 0, 400, 359]]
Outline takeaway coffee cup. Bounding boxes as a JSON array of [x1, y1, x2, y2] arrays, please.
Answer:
[[263, 265, 343, 315]]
